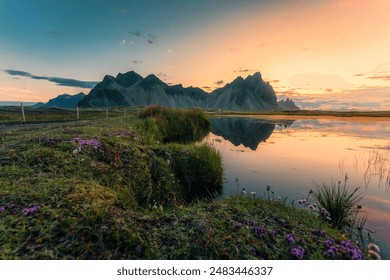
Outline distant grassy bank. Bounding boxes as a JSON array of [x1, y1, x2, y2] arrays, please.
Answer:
[[1, 106, 389, 125], [0, 106, 371, 259], [212, 109, 390, 120]]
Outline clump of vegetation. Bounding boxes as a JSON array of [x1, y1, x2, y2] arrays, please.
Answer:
[[293, 175, 379, 257], [153, 144, 223, 202], [139, 105, 210, 143], [312, 175, 363, 230]]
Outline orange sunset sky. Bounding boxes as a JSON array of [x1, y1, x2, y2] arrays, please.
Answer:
[[0, 0, 389, 110]]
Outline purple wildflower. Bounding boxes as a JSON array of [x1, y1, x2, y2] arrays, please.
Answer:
[[250, 247, 257, 256], [311, 235, 319, 242], [44, 137, 56, 143], [70, 138, 101, 150], [6, 204, 17, 213], [0, 206, 5, 213], [248, 220, 256, 226], [298, 199, 306, 205], [269, 229, 277, 237], [135, 244, 142, 253], [323, 238, 335, 247], [299, 237, 305, 245], [320, 231, 327, 237], [253, 225, 267, 238], [351, 249, 364, 260], [233, 221, 243, 229], [22, 205, 41, 216], [321, 207, 330, 217], [311, 229, 320, 235], [286, 233, 295, 245], [324, 249, 336, 258], [236, 244, 242, 251], [290, 247, 305, 260], [110, 131, 134, 138], [338, 240, 364, 260]]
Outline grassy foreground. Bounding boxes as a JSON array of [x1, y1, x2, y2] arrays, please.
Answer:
[[0, 107, 368, 259]]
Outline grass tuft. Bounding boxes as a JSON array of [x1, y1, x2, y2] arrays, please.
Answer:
[[312, 177, 363, 230]]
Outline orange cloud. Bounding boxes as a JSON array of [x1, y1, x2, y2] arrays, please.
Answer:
[[367, 75, 390, 81]]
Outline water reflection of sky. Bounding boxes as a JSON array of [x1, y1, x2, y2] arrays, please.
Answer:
[[204, 117, 390, 258]]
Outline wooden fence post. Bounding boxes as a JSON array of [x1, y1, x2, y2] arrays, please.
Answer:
[[21, 103, 26, 122]]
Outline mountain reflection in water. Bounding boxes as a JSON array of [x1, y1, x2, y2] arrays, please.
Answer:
[[210, 117, 294, 151]]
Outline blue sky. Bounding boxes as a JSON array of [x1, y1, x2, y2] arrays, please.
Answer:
[[0, 0, 389, 110]]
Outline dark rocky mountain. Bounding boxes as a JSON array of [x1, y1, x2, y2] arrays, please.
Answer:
[[33, 92, 85, 108], [208, 72, 279, 111], [77, 70, 298, 111], [278, 98, 300, 111], [78, 72, 208, 108], [31, 102, 46, 108]]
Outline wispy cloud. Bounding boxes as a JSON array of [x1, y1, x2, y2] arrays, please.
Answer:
[[119, 39, 126, 46], [146, 34, 158, 44], [115, 6, 128, 14], [256, 43, 269, 48], [233, 67, 258, 73], [129, 31, 158, 45], [367, 75, 390, 81], [354, 73, 365, 77], [214, 80, 224, 86], [129, 31, 142, 37], [289, 72, 353, 89], [301, 47, 317, 51], [277, 87, 390, 111], [46, 30, 60, 36], [132, 60, 143, 64], [4, 70, 98, 88], [157, 72, 174, 81], [229, 47, 240, 52]]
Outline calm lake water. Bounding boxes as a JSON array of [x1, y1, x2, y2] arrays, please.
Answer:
[[203, 116, 390, 259]]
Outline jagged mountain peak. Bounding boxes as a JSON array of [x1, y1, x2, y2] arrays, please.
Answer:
[[139, 74, 167, 87], [231, 76, 244, 84], [144, 74, 164, 83], [245, 72, 262, 82], [101, 75, 115, 84], [115, 71, 143, 87]]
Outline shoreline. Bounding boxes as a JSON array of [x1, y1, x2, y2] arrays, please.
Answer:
[[209, 109, 390, 122], [218, 114, 390, 122]]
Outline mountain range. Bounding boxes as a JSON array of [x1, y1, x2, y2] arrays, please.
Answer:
[[37, 71, 299, 111], [33, 92, 85, 108]]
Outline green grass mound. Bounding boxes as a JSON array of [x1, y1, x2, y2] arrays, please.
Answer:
[[139, 105, 210, 143]]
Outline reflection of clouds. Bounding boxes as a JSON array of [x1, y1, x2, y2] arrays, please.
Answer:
[[365, 195, 390, 207], [277, 87, 390, 110], [289, 119, 390, 139]]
